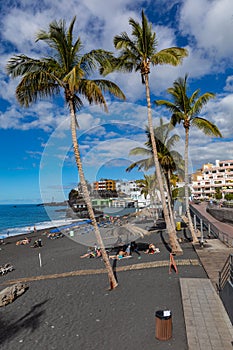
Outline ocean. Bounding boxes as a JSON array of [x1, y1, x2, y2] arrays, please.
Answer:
[[0, 204, 75, 239]]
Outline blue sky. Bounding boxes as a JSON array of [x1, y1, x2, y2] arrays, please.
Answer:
[[0, 0, 233, 204]]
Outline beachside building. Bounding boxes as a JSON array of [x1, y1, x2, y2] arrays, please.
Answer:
[[191, 159, 233, 199], [93, 179, 116, 191], [116, 180, 139, 195], [91, 198, 112, 208], [111, 198, 137, 208], [116, 180, 156, 208]]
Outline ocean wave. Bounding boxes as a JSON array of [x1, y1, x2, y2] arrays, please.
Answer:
[[0, 218, 78, 239]]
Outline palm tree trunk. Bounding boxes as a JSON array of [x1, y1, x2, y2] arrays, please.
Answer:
[[144, 75, 182, 255], [184, 127, 198, 243], [69, 100, 118, 289], [164, 171, 176, 231]]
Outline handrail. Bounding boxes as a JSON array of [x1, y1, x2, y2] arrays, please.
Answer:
[[190, 204, 233, 247], [218, 254, 233, 291]]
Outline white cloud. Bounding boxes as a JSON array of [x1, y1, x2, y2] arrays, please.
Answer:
[[224, 76, 233, 92], [179, 0, 233, 66], [202, 94, 233, 138]]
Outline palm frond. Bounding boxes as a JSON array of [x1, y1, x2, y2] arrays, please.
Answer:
[[16, 71, 60, 106], [67, 16, 76, 48], [191, 117, 222, 137], [77, 80, 108, 111], [155, 99, 180, 114], [126, 157, 153, 172], [190, 92, 215, 117], [73, 94, 83, 111], [63, 65, 85, 92], [91, 79, 126, 100], [7, 55, 45, 77], [151, 47, 188, 66], [129, 147, 151, 156]]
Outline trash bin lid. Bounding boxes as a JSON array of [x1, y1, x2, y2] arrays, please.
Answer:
[[155, 310, 172, 320]]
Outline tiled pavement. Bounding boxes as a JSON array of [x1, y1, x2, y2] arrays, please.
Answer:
[[180, 278, 233, 350], [180, 204, 233, 349]]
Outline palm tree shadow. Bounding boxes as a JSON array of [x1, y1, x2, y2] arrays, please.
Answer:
[[159, 231, 172, 253], [0, 299, 48, 345], [183, 227, 192, 242], [112, 258, 118, 283]]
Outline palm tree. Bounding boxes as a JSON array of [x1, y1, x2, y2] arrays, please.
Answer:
[[104, 10, 188, 254], [136, 174, 159, 207], [7, 17, 125, 289], [127, 121, 184, 198], [155, 74, 222, 243], [127, 120, 184, 232]]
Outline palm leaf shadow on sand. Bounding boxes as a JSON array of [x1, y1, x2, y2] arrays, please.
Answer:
[[0, 299, 48, 345], [159, 231, 172, 253], [112, 258, 118, 283]]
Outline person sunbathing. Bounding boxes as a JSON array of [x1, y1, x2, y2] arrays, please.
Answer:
[[16, 237, 31, 245], [144, 243, 160, 254], [80, 247, 96, 258], [109, 249, 132, 260]]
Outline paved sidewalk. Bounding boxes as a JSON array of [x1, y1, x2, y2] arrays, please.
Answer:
[[180, 278, 233, 350]]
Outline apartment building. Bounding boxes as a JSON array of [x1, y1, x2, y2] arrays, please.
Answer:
[[93, 179, 116, 191], [191, 159, 233, 199], [116, 180, 156, 207], [116, 180, 140, 196]]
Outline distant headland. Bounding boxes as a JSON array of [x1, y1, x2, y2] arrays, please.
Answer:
[[37, 201, 68, 207]]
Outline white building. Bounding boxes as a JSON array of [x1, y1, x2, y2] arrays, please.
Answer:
[[191, 159, 233, 199], [115, 180, 159, 208]]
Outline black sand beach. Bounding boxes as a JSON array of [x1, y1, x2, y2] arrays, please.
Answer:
[[0, 227, 207, 350]]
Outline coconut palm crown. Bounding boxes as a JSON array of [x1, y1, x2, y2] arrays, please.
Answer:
[[103, 11, 188, 80], [7, 17, 125, 111]]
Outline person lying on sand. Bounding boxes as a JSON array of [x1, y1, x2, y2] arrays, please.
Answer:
[[0, 263, 14, 275], [80, 246, 103, 259], [16, 237, 31, 246], [109, 248, 132, 260], [144, 243, 160, 254]]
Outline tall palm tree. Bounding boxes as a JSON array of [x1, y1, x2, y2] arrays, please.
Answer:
[[7, 17, 125, 289], [155, 74, 222, 243], [104, 10, 188, 254]]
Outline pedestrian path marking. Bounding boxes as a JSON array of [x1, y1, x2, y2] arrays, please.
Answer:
[[1, 259, 200, 285]]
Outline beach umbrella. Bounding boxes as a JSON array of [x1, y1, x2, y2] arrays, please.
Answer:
[[64, 220, 152, 248]]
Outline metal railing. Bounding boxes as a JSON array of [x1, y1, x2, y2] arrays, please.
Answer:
[[218, 254, 233, 291], [190, 204, 233, 247]]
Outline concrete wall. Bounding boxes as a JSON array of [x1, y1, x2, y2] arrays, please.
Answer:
[[206, 207, 233, 224], [220, 281, 233, 325]]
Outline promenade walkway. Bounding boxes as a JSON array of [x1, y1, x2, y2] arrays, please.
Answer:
[[180, 278, 233, 350], [180, 204, 233, 349]]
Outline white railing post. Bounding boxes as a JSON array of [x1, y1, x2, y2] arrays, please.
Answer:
[[200, 219, 204, 246]]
